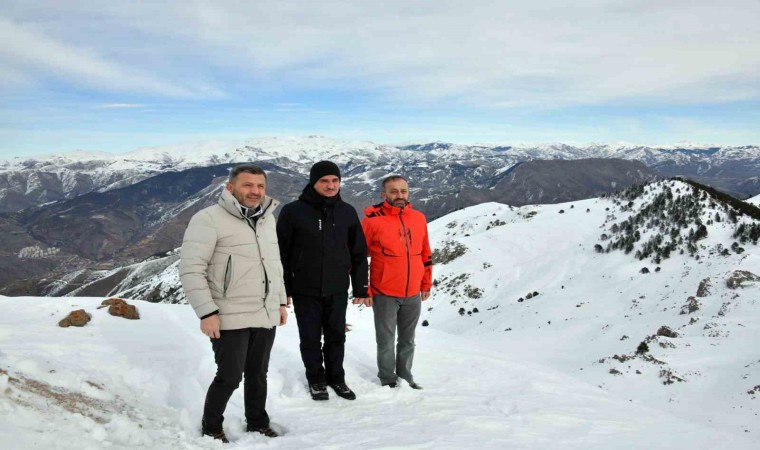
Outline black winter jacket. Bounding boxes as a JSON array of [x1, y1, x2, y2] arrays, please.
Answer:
[[276, 185, 369, 298]]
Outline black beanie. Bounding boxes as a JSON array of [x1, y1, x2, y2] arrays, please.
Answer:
[[309, 160, 341, 185]]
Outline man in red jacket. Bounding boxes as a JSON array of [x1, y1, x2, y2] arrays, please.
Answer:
[[360, 175, 433, 389]]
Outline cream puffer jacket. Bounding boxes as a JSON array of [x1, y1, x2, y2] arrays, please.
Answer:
[[179, 188, 286, 330]]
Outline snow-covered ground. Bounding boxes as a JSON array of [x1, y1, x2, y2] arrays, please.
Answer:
[[1, 180, 758, 449], [747, 194, 760, 206], [420, 180, 760, 442], [0, 296, 755, 450]]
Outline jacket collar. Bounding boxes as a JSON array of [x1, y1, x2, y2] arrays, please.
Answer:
[[365, 200, 414, 217], [218, 188, 279, 219], [299, 183, 341, 208]]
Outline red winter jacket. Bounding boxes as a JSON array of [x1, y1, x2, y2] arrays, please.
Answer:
[[361, 201, 433, 298]]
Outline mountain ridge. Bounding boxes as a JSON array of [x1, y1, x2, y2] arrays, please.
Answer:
[[2, 136, 757, 213]]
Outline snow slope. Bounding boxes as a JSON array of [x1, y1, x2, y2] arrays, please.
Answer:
[[1, 179, 758, 449], [0, 297, 755, 450], [423, 180, 760, 437], [747, 194, 760, 206]]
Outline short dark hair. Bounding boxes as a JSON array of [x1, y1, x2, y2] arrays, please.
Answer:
[[229, 164, 267, 182], [382, 175, 408, 189]]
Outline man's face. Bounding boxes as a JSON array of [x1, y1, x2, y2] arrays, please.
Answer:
[[314, 175, 340, 197], [382, 179, 409, 208], [226, 173, 266, 208]]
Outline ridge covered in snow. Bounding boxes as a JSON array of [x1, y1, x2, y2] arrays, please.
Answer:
[[9, 179, 756, 448], [3, 136, 757, 170], [422, 180, 760, 436], [4, 137, 759, 180], [3, 135, 758, 216]]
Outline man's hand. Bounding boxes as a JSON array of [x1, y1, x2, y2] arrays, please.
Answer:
[[353, 297, 372, 307], [421, 291, 431, 301], [200, 315, 221, 339], [279, 306, 288, 326]]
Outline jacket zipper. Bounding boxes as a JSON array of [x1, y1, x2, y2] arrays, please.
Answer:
[[319, 215, 325, 296], [400, 211, 411, 298], [244, 215, 270, 308]]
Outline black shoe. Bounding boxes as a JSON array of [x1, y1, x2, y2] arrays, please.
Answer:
[[328, 382, 356, 400], [309, 382, 329, 401], [408, 381, 423, 390], [385, 382, 398, 388], [201, 420, 230, 443], [247, 426, 279, 438], [202, 430, 229, 444]]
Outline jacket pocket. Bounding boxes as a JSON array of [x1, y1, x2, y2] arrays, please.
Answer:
[[223, 255, 233, 297], [381, 245, 403, 257]]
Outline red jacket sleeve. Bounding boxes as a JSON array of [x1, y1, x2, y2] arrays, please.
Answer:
[[420, 221, 433, 292], [361, 216, 374, 297]]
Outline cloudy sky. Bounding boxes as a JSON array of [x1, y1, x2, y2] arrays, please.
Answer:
[[2, 0, 759, 157]]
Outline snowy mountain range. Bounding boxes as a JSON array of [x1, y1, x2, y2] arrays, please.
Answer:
[[2, 136, 758, 213], [1, 178, 758, 449], [1, 155, 659, 296]]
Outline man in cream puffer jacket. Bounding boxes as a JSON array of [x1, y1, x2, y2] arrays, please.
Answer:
[[179, 164, 287, 442]]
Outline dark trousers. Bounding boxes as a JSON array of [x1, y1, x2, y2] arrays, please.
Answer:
[[373, 293, 422, 385], [202, 327, 276, 432], [292, 292, 348, 384]]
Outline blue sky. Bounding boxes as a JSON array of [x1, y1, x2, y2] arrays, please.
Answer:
[[2, 0, 759, 158]]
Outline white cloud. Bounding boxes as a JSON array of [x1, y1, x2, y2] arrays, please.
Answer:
[[0, 16, 225, 98], [1, 1, 758, 107]]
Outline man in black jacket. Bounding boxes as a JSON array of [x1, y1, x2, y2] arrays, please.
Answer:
[[276, 160, 370, 401]]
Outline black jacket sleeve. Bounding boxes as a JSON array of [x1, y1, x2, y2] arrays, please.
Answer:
[[276, 205, 294, 297], [347, 208, 369, 298]]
